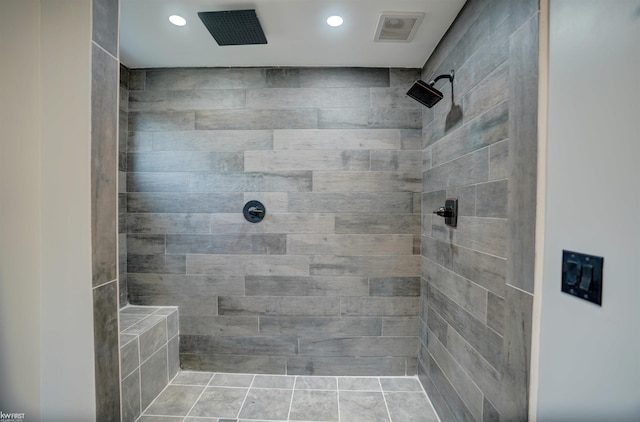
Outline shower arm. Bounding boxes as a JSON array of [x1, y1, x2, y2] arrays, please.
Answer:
[[428, 70, 455, 86]]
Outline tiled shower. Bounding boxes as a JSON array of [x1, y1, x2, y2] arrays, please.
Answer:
[[111, 0, 539, 421], [120, 66, 424, 375]]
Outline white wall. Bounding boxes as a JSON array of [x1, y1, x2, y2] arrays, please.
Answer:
[[0, 1, 43, 418], [535, 1, 640, 420], [40, 1, 96, 418], [0, 1, 96, 419]]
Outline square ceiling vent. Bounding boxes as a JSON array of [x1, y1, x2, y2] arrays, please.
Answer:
[[374, 12, 425, 42], [198, 9, 267, 46]]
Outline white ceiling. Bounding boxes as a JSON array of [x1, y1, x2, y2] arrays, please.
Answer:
[[120, 0, 466, 69]]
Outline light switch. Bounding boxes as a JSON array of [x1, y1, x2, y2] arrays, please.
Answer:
[[565, 260, 580, 286], [579, 264, 593, 291]]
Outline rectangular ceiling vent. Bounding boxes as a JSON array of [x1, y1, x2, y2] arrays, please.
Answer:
[[198, 9, 267, 46], [374, 12, 425, 43]]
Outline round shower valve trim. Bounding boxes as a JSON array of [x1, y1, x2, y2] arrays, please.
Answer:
[[243, 200, 266, 223]]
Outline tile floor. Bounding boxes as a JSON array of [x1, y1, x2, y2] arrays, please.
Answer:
[[137, 372, 440, 422]]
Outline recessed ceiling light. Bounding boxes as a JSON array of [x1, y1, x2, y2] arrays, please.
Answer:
[[169, 15, 187, 27], [326, 15, 343, 27]]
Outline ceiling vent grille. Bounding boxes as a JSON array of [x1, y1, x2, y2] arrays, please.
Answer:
[[198, 9, 267, 46], [374, 12, 425, 43]]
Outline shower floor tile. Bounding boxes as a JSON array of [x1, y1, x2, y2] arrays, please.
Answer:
[[138, 372, 440, 422], [189, 387, 249, 419], [238, 388, 293, 420], [289, 389, 338, 421], [144, 385, 204, 417]]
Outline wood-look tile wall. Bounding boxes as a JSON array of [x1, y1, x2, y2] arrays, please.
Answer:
[[120, 64, 129, 307], [124, 67, 423, 375], [91, 0, 121, 418], [419, 1, 538, 421]]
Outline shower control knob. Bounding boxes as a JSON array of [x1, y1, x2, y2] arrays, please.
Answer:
[[433, 207, 453, 217], [432, 198, 458, 228], [248, 206, 264, 215]]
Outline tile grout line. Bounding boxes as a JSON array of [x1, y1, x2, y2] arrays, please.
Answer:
[[379, 377, 394, 422], [336, 377, 341, 422], [121, 313, 159, 335], [285, 376, 296, 422], [336, 378, 340, 422], [180, 372, 215, 422], [409, 374, 442, 421], [290, 375, 301, 422], [165, 317, 170, 385], [235, 373, 257, 419], [136, 335, 142, 419], [138, 379, 173, 419]]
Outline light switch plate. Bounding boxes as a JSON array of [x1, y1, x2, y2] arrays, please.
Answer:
[[561, 250, 603, 306]]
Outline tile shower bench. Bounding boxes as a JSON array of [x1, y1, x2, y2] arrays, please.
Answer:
[[119, 305, 179, 422]]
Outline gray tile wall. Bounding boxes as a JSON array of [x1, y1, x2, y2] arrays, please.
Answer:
[[120, 64, 129, 308], [125, 67, 423, 375], [419, 1, 538, 421], [92, 0, 120, 419]]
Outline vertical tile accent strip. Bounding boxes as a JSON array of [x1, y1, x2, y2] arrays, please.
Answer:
[[92, 0, 121, 419], [119, 64, 130, 308], [507, 12, 539, 295], [92, 45, 118, 287]]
